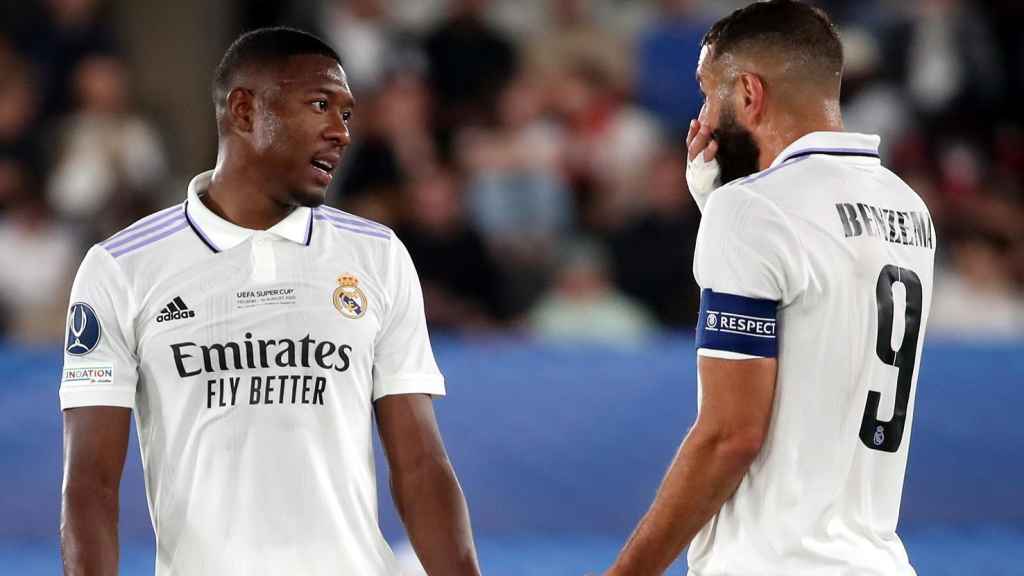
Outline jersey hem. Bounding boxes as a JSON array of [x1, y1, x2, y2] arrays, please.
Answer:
[[60, 386, 135, 410], [372, 375, 446, 401], [697, 348, 764, 360]]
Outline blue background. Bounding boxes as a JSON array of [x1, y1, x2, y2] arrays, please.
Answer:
[[2, 336, 1023, 574]]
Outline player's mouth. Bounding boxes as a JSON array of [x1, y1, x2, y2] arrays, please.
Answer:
[[310, 153, 340, 186]]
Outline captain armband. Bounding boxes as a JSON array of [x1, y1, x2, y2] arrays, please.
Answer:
[[695, 289, 779, 358]]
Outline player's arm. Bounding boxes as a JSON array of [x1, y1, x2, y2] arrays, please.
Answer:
[[59, 247, 140, 575], [375, 394, 480, 575], [607, 185, 806, 575], [606, 357, 776, 575], [61, 406, 131, 575], [371, 237, 480, 574]]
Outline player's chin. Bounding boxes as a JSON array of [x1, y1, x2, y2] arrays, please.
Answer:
[[291, 183, 328, 208]]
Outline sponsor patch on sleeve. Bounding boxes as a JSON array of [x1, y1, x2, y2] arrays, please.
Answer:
[[61, 365, 114, 386], [696, 289, 779, 358]]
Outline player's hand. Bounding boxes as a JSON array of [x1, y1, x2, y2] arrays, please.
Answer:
[[686, 119, 718, 163], [685, 119, 721, 213]]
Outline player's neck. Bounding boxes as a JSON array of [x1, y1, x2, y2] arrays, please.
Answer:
[[758, 112, 844, 170], [205, 156, 296, 231]]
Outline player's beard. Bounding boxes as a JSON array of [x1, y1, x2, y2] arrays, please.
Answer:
[[713, 102, 761, 184]]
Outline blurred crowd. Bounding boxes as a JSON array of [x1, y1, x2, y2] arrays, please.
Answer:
[[1, 0, 1023, 344]]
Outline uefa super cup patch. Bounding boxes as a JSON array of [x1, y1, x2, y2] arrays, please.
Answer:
[[66, 302, 102, 356], [696, 289, 778, 357]]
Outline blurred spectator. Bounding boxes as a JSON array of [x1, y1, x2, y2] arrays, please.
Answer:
[[529, 239, 655, 344], [607, 143, 700, 329], [459, 73, 571, 257], [313, 0, 414, 95], [423, 0, 518, 131], [840, 26, 911, 160], [333, 67, 436, 224], [633, 0, 710, 133], [47, 54, 167, 239], [553, 58, 661, 232], [524, 0, 629, 97], [12, 0, 117, 118], [395, 166, 502, 331], [387, 0, 446, 33], [0, 53, 42, 180], [885, 0, 1003, 131], [930, 233, 1024, 338], [457, 72, 574, 318], [0, 161, 78, 343]]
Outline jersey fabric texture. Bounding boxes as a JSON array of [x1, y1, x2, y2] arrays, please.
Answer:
[[688, 132, 935, 576], [60, 170, 445, 575]]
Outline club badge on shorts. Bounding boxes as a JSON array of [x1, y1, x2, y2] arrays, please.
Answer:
[[332, 274, 367, 319]]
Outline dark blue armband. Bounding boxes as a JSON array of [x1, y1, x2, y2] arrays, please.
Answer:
[[695, 289, 779, 357]]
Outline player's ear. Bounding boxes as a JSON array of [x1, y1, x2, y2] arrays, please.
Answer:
[[737, 72, 767, 125], [226, 87, 256, 134]]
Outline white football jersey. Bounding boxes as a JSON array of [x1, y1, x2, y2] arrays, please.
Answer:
[[60, 171, 445, 575], [689, 132, 935, 575]]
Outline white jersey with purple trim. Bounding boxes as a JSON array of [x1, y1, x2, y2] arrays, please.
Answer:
[[688, 132, 935, 575], [59, 170, 445, 576]]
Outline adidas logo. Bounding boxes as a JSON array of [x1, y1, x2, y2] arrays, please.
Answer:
[[156, 296, 196, 323]]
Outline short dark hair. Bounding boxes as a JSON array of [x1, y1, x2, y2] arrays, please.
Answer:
[[702, 0, 843, 85], [212, 26, 341, 113]]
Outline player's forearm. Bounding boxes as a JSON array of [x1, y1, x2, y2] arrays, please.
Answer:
[[61, 481, 120, 575], [607, 426, 762, 575], [391, 456, 480, 575]]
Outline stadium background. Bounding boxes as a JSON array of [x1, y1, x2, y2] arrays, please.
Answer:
[[1, 0, 1022, 574]]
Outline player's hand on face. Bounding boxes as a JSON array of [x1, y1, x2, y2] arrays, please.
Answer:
[[685, 118, 722, 213], [687, 119, 719, 163]]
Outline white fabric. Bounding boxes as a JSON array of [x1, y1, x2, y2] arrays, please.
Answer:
[[184, 171, 312, 249], [689, 132, 934, 576], [60, 170, 444, 575]]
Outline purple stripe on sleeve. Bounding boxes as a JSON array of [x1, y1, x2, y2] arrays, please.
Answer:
[[313, 215, 391, 239], [109, 220, 190, 258], [318, 206, 389, 231], [101, 205, 183, 247], [103, 212, 185, 250]]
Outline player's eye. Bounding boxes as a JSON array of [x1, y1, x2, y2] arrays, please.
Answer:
[[313, 99, 329, 112], [342, 110, 352, 123]]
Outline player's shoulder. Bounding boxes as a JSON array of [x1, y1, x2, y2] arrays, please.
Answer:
[[313, 205, 394, 243], [702, 177, 786, 230], [705, 155, 827, 224], [734, 155, 819, 196], [96, 202, 189, 262], [698, 175, 804, 268]]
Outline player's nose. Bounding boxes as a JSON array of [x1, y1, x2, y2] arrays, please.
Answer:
[[323, 113, 351, 148]]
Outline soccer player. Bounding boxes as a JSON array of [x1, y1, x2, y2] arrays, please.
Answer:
[[606, 2, 935, 574], [59, 28, 480, 575]]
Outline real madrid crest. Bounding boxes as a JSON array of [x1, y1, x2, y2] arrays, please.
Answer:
[[332, 273, 367, 319]]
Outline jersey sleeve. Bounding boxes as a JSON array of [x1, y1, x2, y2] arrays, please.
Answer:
[[692, 185, 810, 360], [371, 236, 446, 401], [59, 245, 139, 409]]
